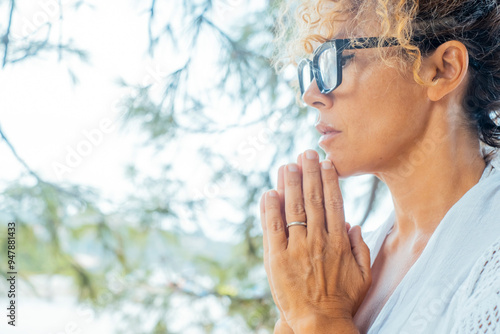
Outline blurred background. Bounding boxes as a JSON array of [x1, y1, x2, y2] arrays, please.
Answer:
[[0, 0, 393, 333]]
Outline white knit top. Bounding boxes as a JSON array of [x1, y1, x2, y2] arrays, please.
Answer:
[[361, 153, 500, 334]]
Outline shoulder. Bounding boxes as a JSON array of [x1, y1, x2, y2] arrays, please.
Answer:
[[461, 236, 500, 304], [470, 237, 500, 294], [451, 236, 500, 333]]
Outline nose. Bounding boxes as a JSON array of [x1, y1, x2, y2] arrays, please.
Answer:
[[302, 78, 334, 110]]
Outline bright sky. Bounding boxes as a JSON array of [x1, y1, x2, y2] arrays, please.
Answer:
[[0, 0, 150, 198], [0, 0, 392, 332]]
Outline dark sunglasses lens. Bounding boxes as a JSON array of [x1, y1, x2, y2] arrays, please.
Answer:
[[318, 46, 338, 92]]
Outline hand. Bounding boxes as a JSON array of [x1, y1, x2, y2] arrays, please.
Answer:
[[261, 154, 352, 333], [260, 149, 372, 331], [261, 154, 309, 333]]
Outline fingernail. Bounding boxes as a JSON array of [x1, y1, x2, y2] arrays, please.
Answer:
[[305, 150, 317, 160], [321, 160, 332, 169], [287, 164, 298, 172], [268, 190, 278, 197]]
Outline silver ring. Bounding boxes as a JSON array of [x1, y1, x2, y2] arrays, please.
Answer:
[[287, 221, 307, 228]]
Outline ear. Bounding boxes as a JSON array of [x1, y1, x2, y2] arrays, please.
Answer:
[[421, 41, 469, 102]]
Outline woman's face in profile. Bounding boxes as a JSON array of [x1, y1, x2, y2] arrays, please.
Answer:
[[304, 28, 433, 178]]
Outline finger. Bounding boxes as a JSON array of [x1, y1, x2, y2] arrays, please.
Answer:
[[261, 193, 285, 314], [277, 165, 288, 239], [284, 163, 307, 244], [320, 159, 348, 237], [260, 192, 271, 269], [346, 222, 351, 233], [260, 192, 269, 258], [297, 153, 303, 175], [301, 150, 326, 238], [265, 190, 288, 253], [348, 225, 372, 283], [297, 152, 303, 200]]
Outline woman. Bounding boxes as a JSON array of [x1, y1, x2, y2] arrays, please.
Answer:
[[260, 0, 500, 333]]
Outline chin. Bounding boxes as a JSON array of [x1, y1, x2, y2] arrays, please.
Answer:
[[324, 152, 372, 179], [324, 152, 349, 178]]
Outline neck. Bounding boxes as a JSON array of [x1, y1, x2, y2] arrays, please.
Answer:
[[375, 112, 486, 243]]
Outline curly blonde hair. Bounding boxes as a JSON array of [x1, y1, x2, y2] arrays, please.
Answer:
[[272, 0, 500, 148], [273, 0, 420, 78]]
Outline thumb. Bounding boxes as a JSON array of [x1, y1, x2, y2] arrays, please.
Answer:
[[348, 225, 372, 282]]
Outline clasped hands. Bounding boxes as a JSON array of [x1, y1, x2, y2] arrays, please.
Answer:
[[260, 149, 372, 333]]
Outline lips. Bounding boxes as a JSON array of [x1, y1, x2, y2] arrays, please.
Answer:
[[315, 122, 340, 135], [318, 132, 341, 148], [315, 122, 341, 148]]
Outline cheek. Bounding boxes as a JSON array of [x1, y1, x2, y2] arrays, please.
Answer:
[[338, 67, 429, 171]]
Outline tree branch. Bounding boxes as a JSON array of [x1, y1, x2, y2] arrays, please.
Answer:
[[0, 123, 83, 199], [148, 0, 156, 56], [58, 0, 64, 61], [2, 0, 15, 68]]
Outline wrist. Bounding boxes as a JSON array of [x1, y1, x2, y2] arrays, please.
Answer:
[[292, 314, 359, 334]]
